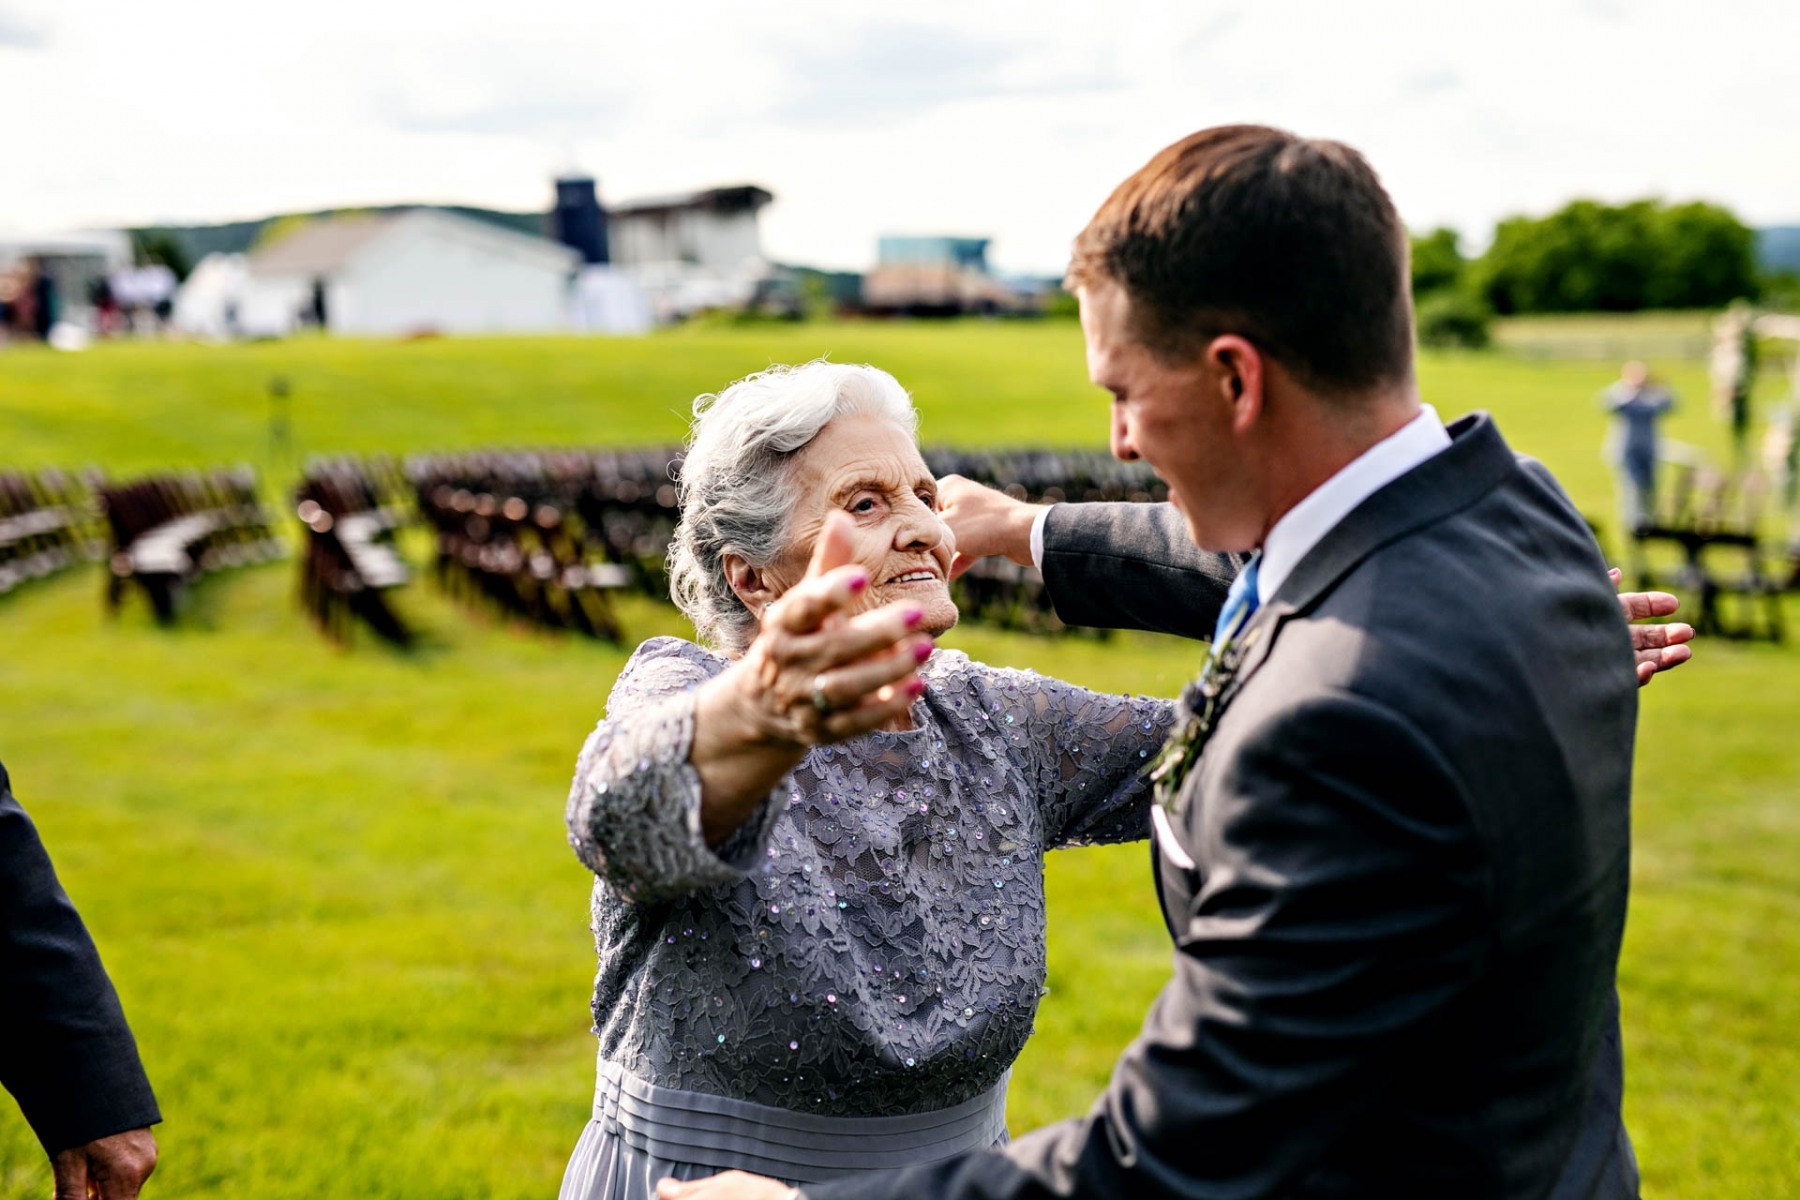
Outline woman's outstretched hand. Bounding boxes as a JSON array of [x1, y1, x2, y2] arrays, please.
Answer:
[[736, 511, 933, 744], [691, 512, 932, 844]]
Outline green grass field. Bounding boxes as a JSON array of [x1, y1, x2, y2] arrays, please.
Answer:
[[2, 322, 1796, 1198]]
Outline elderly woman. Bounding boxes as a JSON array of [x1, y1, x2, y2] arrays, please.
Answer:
[[558, 361, 1174, 1199]]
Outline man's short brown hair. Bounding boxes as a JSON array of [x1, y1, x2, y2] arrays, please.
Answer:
[[1067, 125, 1413, 392]]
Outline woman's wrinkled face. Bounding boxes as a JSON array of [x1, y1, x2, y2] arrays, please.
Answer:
[[763, 409, 958, 635]]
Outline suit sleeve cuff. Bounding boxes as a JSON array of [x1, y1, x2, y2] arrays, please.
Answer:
[[1029, 505, 1052, 571]]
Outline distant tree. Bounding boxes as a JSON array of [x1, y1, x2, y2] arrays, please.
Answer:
[[1474, 198, 1757, 314], [130, 230, 193, 281], [1409, 227, 1466, 296], [1408, 227, 1491, 349], [1647, 202, 1759, 309], [1416, 290, 1492, 350]]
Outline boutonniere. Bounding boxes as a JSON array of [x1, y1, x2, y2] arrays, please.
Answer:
[[1147, 622, 1263, 811]]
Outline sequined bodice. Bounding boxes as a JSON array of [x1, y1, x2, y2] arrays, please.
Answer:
[[566, 637, 1173, 1117]]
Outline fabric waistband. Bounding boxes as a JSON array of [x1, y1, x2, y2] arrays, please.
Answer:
[[592, 1058, 1009, 1184]]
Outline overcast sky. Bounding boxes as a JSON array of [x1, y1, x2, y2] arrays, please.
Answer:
[[2, 0, 1795, 274]]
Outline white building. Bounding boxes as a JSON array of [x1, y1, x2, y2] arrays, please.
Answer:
[[172, 252, 249, 340], [240, 209, 578, 337], [606, 185, 776, 321]]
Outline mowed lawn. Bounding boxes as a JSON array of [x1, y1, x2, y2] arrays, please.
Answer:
[[1, 323, 1796, 1198]]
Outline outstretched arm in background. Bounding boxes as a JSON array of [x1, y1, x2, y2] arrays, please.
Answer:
[[1609, 568, 1692, 685], [942, 477, 1694, 686], [0, 764, 160, 1200]]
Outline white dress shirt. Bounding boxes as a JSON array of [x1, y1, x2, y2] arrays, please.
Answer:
[[1046, 406, 1450, 871], [1255, 404, 1450, 603]]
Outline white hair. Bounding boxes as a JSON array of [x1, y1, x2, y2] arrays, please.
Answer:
[[667, 360, 920, 651]]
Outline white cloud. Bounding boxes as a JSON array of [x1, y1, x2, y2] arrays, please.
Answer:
[[3, 0, 1796, 273]]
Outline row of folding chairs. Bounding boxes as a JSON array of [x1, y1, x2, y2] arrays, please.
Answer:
[[397, 445, 1159, 640], [404, 449, 666, 642], [19, 445, 1160, 639], [99, 468, 284, 624], [0, 468, 102, 596], [1630, 463, 1787, 642], [295, 457, 415, 646]]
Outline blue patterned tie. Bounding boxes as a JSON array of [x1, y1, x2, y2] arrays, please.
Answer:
[[1150, 552, 1265, 812], [1211, 552, 1262, 650]]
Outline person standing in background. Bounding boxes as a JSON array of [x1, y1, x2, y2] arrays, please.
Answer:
[[1711, 301, 1759, 469], [28, 257, 57, 341], [1599, 361, 1675, 534]]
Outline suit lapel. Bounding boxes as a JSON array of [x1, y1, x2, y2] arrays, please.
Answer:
[[1267, 412, 1517, 616], [1154, 413, 1520, 918], [1163, 413, 1518, 821]]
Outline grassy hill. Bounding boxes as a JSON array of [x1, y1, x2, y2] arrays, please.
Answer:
[[1, 322, 1795, 1197]]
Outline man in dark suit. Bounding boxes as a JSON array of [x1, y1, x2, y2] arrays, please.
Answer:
[[1, 760, 160, 1199], [664, 126, 1663, 1199]]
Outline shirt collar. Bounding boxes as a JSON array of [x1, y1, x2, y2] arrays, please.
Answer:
[[1254, 405, 1451, 604]]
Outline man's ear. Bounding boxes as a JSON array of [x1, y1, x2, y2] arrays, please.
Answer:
[[723, 552, 777, 615], [1206, 335, 1265, 434]]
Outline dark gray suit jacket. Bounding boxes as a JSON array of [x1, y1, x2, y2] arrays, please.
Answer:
[[808, 413, 1639, 1199], [0, 761, 160, 1154]]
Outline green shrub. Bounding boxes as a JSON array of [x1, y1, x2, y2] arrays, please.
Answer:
[[1416, 289, 1493, 349], [1474, 198, 1757, 314]]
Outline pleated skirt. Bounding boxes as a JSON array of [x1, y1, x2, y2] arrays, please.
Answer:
[[558, 1059, 1011, 1200]]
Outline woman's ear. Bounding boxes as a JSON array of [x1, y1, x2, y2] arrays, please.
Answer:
[[723, 553, 777, 616]]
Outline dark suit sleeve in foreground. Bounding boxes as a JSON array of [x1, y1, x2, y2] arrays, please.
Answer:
[[0, 764, 160, 1154], [804, 691, 1488, 1200], [1038, 503, 1239, 640]]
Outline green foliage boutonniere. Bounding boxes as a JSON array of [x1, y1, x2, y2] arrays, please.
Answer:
[[1148, 619, 1262, 811]]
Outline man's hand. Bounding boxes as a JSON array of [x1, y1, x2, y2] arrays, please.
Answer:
[[938, 474, 1044, 579], [656, 1170, 796, 1200], [1610, 568, 1694, 687], [51, 1128, 157, 1200]]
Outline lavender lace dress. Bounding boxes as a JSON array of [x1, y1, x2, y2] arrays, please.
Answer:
[[559, 637, 1173, 1199]]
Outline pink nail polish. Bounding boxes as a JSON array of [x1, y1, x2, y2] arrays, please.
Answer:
[[847, 573, 868, 593], [914, 640, 934, 662], [907, 678, 926, 697], [903, 606, 924, 628]]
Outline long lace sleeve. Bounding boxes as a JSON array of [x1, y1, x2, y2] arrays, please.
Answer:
[[972, 664, 1176, 849], [566, 637, 787, 904]]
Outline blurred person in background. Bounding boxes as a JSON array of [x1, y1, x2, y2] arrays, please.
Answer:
[[0, 760, 160, 1199], [89, 274, 122, 338], [1765, 402, 1800, 574], [1711, 300, 1759, 468], [1755, 316, 1800, 574], [28, 256, 57, 341], [1, 260, 39, 341], [1599, 361, 1675, 533], [0, 264, 14, 337]]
